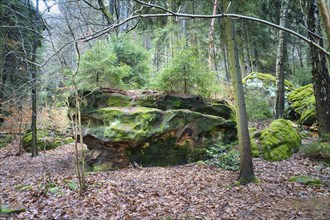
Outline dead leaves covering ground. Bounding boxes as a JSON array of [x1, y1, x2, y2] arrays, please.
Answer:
[[0, 142, 330, 219]]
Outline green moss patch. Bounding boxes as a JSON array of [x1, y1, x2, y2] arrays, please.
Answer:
[[288, 175, 323, 186]]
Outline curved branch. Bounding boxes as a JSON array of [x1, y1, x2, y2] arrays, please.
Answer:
[[133, 0, 330, 57], [42, 1, 330, 67]]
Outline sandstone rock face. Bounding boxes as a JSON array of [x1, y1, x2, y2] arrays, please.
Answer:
[[77, 89, 237, 170], [250, 119, 301, 161]]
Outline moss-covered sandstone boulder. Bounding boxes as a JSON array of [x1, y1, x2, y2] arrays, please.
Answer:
[[76, 89, 237, 170], [285, 84, 316, 126], [243, 72, 294, 118], [22, 129, 74, 152], [250, 119, 301, 161], [77, 89, 234, 120]]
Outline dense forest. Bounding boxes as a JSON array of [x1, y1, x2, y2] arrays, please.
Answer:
[[0, 0, 330, 219]]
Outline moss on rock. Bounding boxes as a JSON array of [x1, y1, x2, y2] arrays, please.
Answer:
[[243, 72, 294, 89], [243, 72, 294, 119], [288, 175, 323, 186], [22, 129, 74, 152], [286, 84, 316, 126], [0, 204, 25, 214], [83, 107, 236, 169], [76, 89, 237, 170], [251, 119, 301, 161]]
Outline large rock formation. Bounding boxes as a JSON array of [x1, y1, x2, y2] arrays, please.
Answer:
[[75, 89, 237, 171]]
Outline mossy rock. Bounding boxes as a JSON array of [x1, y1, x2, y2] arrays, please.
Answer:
[[83, 107, 236, 170], [77, 90, 234, 120], [243, 72, 294, 117], [286, 84, 316, 126], [0, 204, 25, 214], [251, 119, 301, 161], [288, 175, 323, 186], [243, 72, 294, 88], [22, 129, 74, 152], [75, 89, 237, 170]]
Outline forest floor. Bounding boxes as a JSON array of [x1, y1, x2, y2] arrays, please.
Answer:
[[0, 141, 330, 219]]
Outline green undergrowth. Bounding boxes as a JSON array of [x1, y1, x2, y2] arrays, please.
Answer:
[[0, 135, 12, 148], [205, 143, 239, 171], [299, 136, 330, 163]]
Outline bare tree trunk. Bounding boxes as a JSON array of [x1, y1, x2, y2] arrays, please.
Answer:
[[223, 43, 230, 82], [31, 0, 39, 157], [208, 0, 217, 70], [274, 0, 289, 119], [308, 0, 330, 137], [244, 21, 254, 73], [318, 0, 330, 45], [224, 7, 256, 183]]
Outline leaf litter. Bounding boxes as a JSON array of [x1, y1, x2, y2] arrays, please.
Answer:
[[0, 142, 329, 219]]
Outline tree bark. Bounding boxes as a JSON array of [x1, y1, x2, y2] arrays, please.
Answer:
[[274, 0, 289, 119], [224, 13, 256, 183], [208, 0, 217, 70], [308, 0, 330, 137], [318, 0, 330, 45], [31, 0, 39, 157]]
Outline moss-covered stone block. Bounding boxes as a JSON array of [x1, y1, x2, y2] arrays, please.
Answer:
[[243, 72, 294, 119], [0, 204, 25, 214], [251, 119, 301, 161], [286, 84, 316, 126], [83, 107, 236, 169], [22, 129, 74, 152], [288, 175, 323, 186], [75, 89, 237, 170]]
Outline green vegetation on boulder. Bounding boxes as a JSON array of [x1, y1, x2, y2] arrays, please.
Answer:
[[22, 129, 74, 152], [250, 119, 301, 161], [77, 89, 234, 120], [286, 84, 316, 126], [77, 89, 237, 171], [243, 72, 294, 88], [243, 72, 294, 120]]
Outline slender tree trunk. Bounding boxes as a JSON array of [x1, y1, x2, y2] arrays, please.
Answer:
[[308, 0, 330, 137], [274, 0, 289, 119], [31, 0, 39, 157], [208, 0, 217, 70], [223, 43, 230, 81], [318, 0, 330, 45], [224, 12, 256, 183], [297, 44, 304, 67], [244, 21, 254, 73]]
